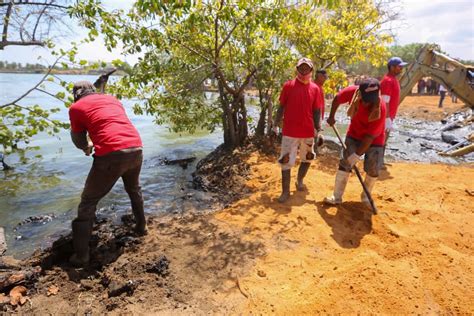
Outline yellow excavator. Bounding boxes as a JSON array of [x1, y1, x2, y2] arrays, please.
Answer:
[[398, 45, 474, 157], [399, 45, 474, 107]]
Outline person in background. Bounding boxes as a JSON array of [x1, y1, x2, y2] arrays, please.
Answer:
[[68, 81, 147, 267], [439, 84, 447, 108], [273, 58, 323, 203], [314, 69, 328, 130], [417, 78, 426, 95], [380, 56, 408, 167], [451, 91, 458, 103], [426, 78, 433, 95]]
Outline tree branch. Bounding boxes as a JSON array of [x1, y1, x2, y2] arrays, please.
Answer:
[[33, 4, 49, 40], [1, 1, 14, 49], [168, 35, 212, 64], [237, 68, 257, 96], [215, 66, 236, 95], [0, 2, 70, 10], [34, 87, 64, 102], [0, 40, 45, 49]]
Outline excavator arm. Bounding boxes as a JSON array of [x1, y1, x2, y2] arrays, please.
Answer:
[[399, 45, 474, 107]]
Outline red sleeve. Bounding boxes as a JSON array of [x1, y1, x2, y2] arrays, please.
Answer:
[[336, 85, 358, 104], [279, 81, 290, 106], [68, 105, 86, 133], [380, 77, 392, 96]]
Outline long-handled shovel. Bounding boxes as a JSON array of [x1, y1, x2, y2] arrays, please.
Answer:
[[331, 125, 378, 215]]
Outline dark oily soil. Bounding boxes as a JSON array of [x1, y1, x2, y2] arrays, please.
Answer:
[[4, 211, 266, 314]]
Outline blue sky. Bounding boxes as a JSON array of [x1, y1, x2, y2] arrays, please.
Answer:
[[0, 0, 472, 65]]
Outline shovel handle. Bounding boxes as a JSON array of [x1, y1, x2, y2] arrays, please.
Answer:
[[331, 125, 378, 215]]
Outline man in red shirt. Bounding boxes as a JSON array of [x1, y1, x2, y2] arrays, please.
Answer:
[[380, 57, 408, 166], [68, 81, 146, 267], [314, 69, 328, 130], [324, 78, 386, 206], [273, 58, 323, 203]]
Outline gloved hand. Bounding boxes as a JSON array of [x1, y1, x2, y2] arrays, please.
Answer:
[[385, 117, 393, 132], [346, 153, 360, 167]]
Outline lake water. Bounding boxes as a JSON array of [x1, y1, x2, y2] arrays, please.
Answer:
[[0, 73, 223, 258]]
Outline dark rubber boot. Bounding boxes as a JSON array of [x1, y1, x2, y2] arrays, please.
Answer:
[[296, 162, 311, 191], [69, 220, 92, 267], [278, 169, 291, 203]]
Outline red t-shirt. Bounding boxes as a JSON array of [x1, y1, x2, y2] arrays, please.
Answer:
[[69, 94, 143, 156], [336, 86, 386, 146], [279, 79, 322, 138], [380, 73, 400, 119], [316, 82, 325, 120]]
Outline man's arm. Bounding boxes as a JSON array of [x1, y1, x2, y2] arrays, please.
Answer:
[[273, 105, 284, 131], [70, 131, 93, 156], [326, 96, 340, 126], [313, 108, 321, 131]]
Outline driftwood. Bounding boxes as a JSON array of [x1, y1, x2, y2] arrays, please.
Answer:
[[162, 157, 196, 169]]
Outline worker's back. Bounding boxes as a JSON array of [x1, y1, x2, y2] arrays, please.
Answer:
[[69, 94, 142, 156]]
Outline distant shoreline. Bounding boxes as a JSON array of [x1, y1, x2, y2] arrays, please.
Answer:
[[0, 69, 126, 76]]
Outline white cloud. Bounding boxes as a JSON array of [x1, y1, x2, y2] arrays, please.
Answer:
[[393, 0, 474, 60]]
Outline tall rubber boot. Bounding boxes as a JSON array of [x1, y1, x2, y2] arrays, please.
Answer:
[[360, 175, 377, 206], [69, 220, 93, 267], [323, 170, 350, 205], [278, 169, 291, 203], [296, 162, 311, 191]]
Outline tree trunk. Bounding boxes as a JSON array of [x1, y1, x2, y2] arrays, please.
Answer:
[[266, 93, 274, 136], [216, 76, 249, 148], [217, 80, 235, 148], [255, 89, 267, 136]]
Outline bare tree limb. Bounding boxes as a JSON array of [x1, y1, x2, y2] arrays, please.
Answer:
[[0, 2, 70, 10], [32, 4, 49, 40], [1, 1, 14, 48], [34, 87, 64, 102]]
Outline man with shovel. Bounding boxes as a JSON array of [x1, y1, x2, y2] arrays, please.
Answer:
[[324, 78, 386, 207], [68, 81, 146, 267], [273, 58, 323, 203]]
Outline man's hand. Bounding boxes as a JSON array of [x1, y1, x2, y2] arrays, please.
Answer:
[[83, 141, 93, 156], [272, 126, 279, 135], [346, 153, 360, 167], [385, 117, 393, 132], [327, 116, 336, 127]]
